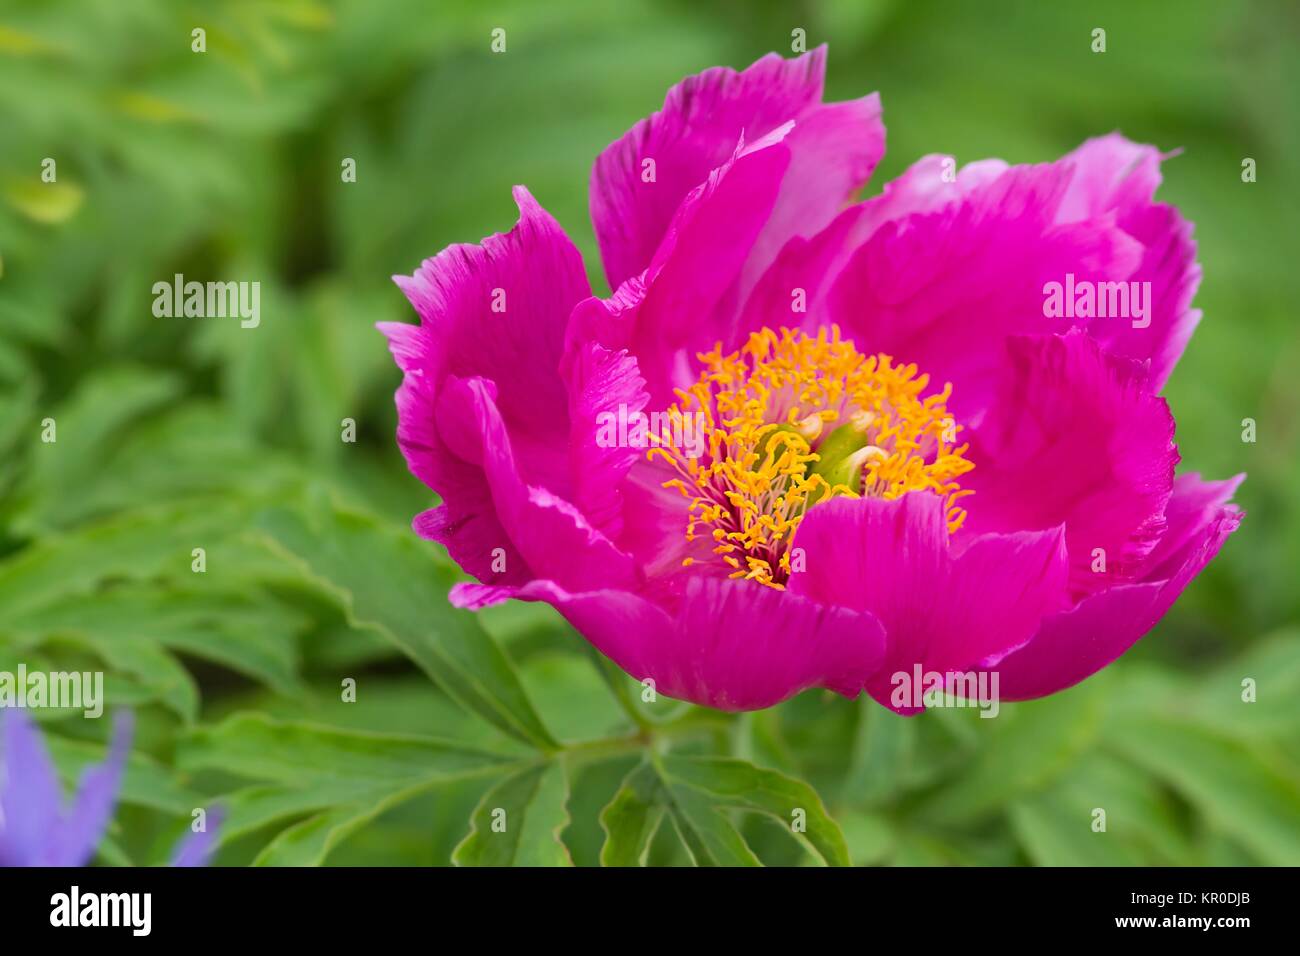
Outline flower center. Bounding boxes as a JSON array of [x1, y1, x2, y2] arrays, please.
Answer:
[[647, 326, 974, 589]]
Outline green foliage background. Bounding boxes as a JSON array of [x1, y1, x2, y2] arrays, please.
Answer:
[[1, 0, 1297, 866]]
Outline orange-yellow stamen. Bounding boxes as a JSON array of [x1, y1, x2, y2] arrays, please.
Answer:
[[647, 326, 974, 589]]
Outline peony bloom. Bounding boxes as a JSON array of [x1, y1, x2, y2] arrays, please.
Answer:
[[382, 47, 1242, 713], [0, 709, 220, 866]]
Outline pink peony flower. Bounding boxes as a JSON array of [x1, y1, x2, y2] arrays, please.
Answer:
[[381, 47, 1242, 713]]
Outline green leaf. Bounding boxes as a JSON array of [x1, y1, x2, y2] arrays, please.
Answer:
[[0, 500, 256, 619], [916, 682, 1105, 824], [215, 781, 390, 846], [179, 712, 514, 786], [598, 755, 850, 867], [837, 809, 895, 866], [599, 761, 665, 866], [11, 585, 307, 698], [179, 713, 522, 865], [1179, 632, 1300, 742], [257, 501, 558, 750], [1106, 716, 1300, 866], [251, 788, 428, 867], [46, 734, 205, 818], [1017, 751, 1193, 866], [844, 696, 915, 805], [599, 757, 728, 866], [561, 752, 640, 866], [67, 634, 198, 724], [658, 755, 851, 867], [664, 785, 760, 866], [13, 368, 183, 533], [1009, 797, 1142, 867], [453, 761, 572, 866], [31, 404, 301, 530]]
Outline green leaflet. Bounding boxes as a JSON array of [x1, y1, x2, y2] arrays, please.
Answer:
[[178, 712, 516, 786], [453, 762, 573, 866], [599, 754, 851, 867], [0, 501, 257, 618], [257, 502, 559, 751], [599, 762, 666, 867], [9, 586, 307, 701], [178, 713, 523, 866], [45, 732, 207, 818], [11, 368, 182, 534]]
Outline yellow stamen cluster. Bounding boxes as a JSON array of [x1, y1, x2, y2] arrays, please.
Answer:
[[648, 326, 974, 589]]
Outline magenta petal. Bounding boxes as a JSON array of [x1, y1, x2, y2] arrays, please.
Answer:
[[575, 129, 793, 407], [385, 185, 590, 493], [591, 46, 883, 291], [736, 202, 874, 340], [411, 499, 530, 587], [963, 331, 1178, 595], [1054, 134, 1202, 388], [437, 375, 638, 595], [833, 153, 1015, 244], [1144, 472, 1244, 579], [737, 92, 884, 303], [565, 343, 649, 541], [788, 494, 1069, 714], [612, 456, 703, 582], [826, 162, 1143, 420], [736, 154, 1009, 339], [993, 500, 1243, 701], [500, 577, 885, 711], [378, 320, 451, 495], [1056, 134, 1163, 222], [818, 136, 1198, 418], [382, 188, 594, 580], [384, 323, 529, 584]]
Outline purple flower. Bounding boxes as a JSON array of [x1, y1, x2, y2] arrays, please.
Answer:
[[0, 708, 219, 866], [381, 48, 1242, 713]]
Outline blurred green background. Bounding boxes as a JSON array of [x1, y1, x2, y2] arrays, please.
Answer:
[[0, 0, 1297, 866]]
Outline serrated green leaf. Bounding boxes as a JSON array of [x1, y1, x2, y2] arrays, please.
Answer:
[[598, 761, 665, 866], [177, 713, 521, 865], [257, 502, 558, 750], [251, 786, 427, 867], [11, 585, 307, 697], [658, 755, 851, 867], [598, 754, 850, 867], [453, 761, 572, 866], [663, 787, 760, 866]]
